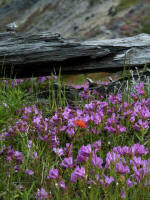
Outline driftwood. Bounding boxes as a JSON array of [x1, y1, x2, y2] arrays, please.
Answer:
[[0, 31, 150, 77]]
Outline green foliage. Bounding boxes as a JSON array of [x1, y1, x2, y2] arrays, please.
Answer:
[[88, 0, 100, 6], [0, 69, 149, 199], [0, 81, 30, 129], [116, 0, 139, 12], [0, 0, 12, 7], [140, 16, 150, 34]]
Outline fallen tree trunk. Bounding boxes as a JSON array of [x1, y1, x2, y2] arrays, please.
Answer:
[[0, 31, 150, 77]]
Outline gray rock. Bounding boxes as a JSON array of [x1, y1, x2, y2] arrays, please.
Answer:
[[5, 22, 18, 32]]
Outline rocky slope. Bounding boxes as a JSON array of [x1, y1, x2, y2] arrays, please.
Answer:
[[0, 0, 150, 41]]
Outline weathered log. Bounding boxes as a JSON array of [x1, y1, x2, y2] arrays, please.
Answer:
[[0, 31, 150, 77]]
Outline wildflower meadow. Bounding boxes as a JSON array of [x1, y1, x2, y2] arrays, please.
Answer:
[[0, 71, 150, 199]]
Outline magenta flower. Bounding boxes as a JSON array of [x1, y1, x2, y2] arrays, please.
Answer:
[[90, 113, 102, 124], [113, 144, 148, 157], [28, 140, 32, 149], [106, 113, 118, 125], [38, 76, 47, 83], [105, 114, 126, 134], [66, 127, 75, 136], [116, 125, 126, 133], [135, 82, 145, 96], [51, 134, 59, 149], [14, 165, 20, 172], [47, 169, 59, 179], [105, 125, 116, 133], [103, 174, 114, 186], [130, 156, 144, 167], [71, 166, 85, 183], [14, 151, 24, 164], [30, 151, 38, 160], [33, 116, 41, 124], [24, 106, 32, 114], [121, 190, 126, 199], [3, 102, 8, 107], [130, 143, 149, 156], [122, 146, 130, 155], [16, 184, 23, 190], [60, 125, 67, 131], [109, 93, 122, 104], [25, 169, 34, 176], [64, 143, 72, 157], [91, 152, 103, 169], [130, 115, 135, 123], [126, 178, 133, 188], [76, 144, 91, 163], [115, 162, 130, 174], [60, 157, 73, 168], [58, 180, 66, 189], [35, 188, 48, 199], [113, 146, 124, 155], [130, 93, 138, 101], [92, 140, 101, 152], [105, 152, 121, 168], [146, 98, 150, 106], [53, 148, 64, 157], [134, 119, 149, 131]]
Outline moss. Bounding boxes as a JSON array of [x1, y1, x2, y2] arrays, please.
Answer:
[[140, 16, 150, 34], [0, 0, 11, 7], [88, 0, 101, 6], [116, 0, 139, 12], [62, 74, 86, 84], [62, 72, 119, 85]]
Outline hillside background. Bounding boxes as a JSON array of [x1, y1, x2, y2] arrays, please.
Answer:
[[0, 0, 150, 41]]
